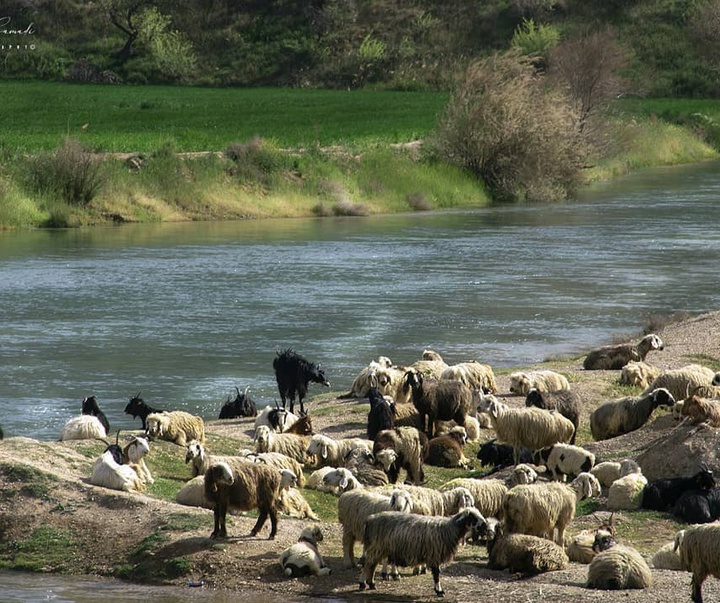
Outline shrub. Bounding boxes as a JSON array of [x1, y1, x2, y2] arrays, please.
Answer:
[[433, 51, 586, 203], [511, 18, 560, 69]]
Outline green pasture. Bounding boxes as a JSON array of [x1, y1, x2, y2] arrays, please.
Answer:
[[0, 81, 449, 153]]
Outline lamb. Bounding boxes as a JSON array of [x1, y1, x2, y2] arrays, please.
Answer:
[[672, 487, 720, 523], [404, 370, 475, 438], [643, 364, 717, 402], [59, 415, 107, 441], [254, 425, 311, 465], [373, 426, 429, 485], [590, 459, 641, 488], [487, 523, 568, 575], [279, 487, 319, 521], [681, 392, 720, 427], [337, 487, 414, 568], [145, 410, 205, 446], [218, 386, 257, 419], [586, 531, 652, 590], [123, 392, 163, 430], [392, 484, 475, 516], [676, 523, 720, 602], [343, 445, 389, 487], [476, 395, 574, 463], [502, 481, 576, 545], [339, 356, 394, 399], [439, 478, 508, 519], [620, 360, 661, 389], [426, 427, 472, 469], [532, 443, 595, 481], [366, 387, 396, 440], [509, 370, 570, 395], [254, 404, 300, 434], [203, 460, 283, 539], [583, 333, 664, 370], [358, 507, 487, 596], [589, 387, 675, 441], [607, 472, 648, 510], [306, 433, 373, 468], [524, 388, 580, 444], [89, 449, 144, 493], [641, 468, 716, 511], [122, 436, 153, 485], [440, 361, 498, 393], [279, 526, 331, 577], [81, 395, 109, 436]]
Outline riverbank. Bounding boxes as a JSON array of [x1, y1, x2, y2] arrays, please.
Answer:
[[0, 311, 719, 601]]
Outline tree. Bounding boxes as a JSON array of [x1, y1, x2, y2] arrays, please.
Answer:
[[100, 0, 151, 62]]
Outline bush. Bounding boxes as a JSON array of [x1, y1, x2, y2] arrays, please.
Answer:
[[433, 51, 586, 203]]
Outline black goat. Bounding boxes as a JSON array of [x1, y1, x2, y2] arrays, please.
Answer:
[[273, 349, 329, 415], [123, 392, 163, 430], [81, 395, 109, 435], [476, 438, 532, 473], [0, 424, 4, 439], [366, 387, 396, 440], [524, 388, 580, 445], [672, 487, 720, 523], [218, 386, 257, 419], [642, 469, 716, 512]]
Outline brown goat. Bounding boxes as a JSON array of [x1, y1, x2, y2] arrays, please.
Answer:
[[284, 414, 313, 435], [681, 394, 720, 428], [204, 460, 282, 539]]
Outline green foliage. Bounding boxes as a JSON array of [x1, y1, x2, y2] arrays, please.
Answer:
[[4, 526, 77, 572], [511, 18, 560, 59]]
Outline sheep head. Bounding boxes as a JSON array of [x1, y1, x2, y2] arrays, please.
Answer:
[[389, 488, 413, 513], [185, 440, 204, 464], [375, 448, 398, 472]]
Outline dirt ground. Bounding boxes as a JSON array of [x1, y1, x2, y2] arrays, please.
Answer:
[[1, 311, 720, 602]]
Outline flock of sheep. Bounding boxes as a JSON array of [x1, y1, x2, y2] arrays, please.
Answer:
[[51, 334, 720, 601]]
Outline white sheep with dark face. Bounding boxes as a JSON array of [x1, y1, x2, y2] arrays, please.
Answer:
[[279, 526, 331, 577]]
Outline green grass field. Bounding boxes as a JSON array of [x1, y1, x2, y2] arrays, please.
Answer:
[[1, 81, 450, 153]]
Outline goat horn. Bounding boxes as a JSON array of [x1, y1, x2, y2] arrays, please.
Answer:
[[115, 430, 121, 445], [235, 386, 241, 396], [134, 391, 141, 399], [244, 386, 250, 395]]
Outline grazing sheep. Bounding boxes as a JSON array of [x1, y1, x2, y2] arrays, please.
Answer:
[[366, 387, 396, 440], [589, 387, 675, 441], [410, 349, 449, 378], [508, 464, 539, 487], [218, 386, 257, 419], [404, 370, 475, 438], [524, 388, 580, 444], [590, 459, 641, 488], [651, 536, 684, 571], [391, 484, 475, 517], [279, 526, 331, 577], [123, 392, 163, 430], [337, 488, 414, 568], [607, 472, 648, 510], [81, 395, 109, 436], [145, 410, 205, 446], [273, 348, 330, 415], [620, 361, 661, 389], [306, 433, 373, 468], [643, 364, 717, 402], [254, 425, 311, 465], [358, 507, 486, 596], [502, 481, 576, 545], [583, 333, 664, 370], [343, 445, 389, 487], [681, 392, 720, 427], [487, 523, 568, 575], [175, 475, 212, 509], [322, 467, 363, 493], [340, 356, 394, 399], [476, 395, 574, 463], [641, 468, 716, 511], [373, 426, 429, 485], [122, 436, 153, 485], [203, 460, 283, 539], [279, 488, 319, 521], [672, 487, 720, 524], [89, 450, 144, 493], [676, 523, 720, 602], [440, 361, 498, 393], [59, 414, 107, 441], [509, 370, 570, 395], [533, 443, 595, 481], [254, 405, 300, 434], [426, 427, 472, 469], [586, 532, 652, 590], [439, 478, 508, 519], [475, 438, 532, 472]]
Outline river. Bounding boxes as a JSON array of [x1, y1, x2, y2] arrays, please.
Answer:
[[1, 161, 719, 442]]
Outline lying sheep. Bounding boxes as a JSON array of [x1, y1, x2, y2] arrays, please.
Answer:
[[439, 478, 508, 519], [589, 387, 675, 441], [524, 388, 580, 444], [533, 443, 595, 481], [203, 460, 283, 539], [476, 438, 532, 473], [89, 449, 144, 493], [426, 427, 472, 469], [279, 487, 319, 521], [59, 415, 107, 441], [681, 392, 720, 427], [643, 364, 717, 402], [590, 459, 641, 488], [676, 523, 720, 602], [641, 468, 716, 512], [243, 451, 306, 487], [509, 370, 570, 395], [502, 481, 576, 545], [440, 361, 498, 393], [410, 349, 449, 378], [306, 466, 342, 494], [651, 536, 684, 571], [339, 356, 394, 399], [359, 507, 487, 597], [283, 414, 313, 436], [175, 475, 211, 509], [306, 433, 373, 468], [342, 445, 389, 487], [567, 524, 616, 565], [218, 386, 257, 419], [436, 414, 484, 441], [254, 425, 311, 465], [322, 467, 363, 493], [607, 472, 648, 510], [620, 361, 661, 389], [586, 531, 652, 590], [476, 395, 574, 463], [279, 526, 331, 577], [487, 523, 569, 575], [373, 426, 428, 486], [145, 410, 205, 446], [571, 472, 603, 501], [583, 333, 664, 370], [122, 436, 153, 485], [337, 488, 414, 568]]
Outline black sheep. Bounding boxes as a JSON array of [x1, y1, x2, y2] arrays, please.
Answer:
[[672, 487, 720, 523], [476, 438, 532, 473], [123, 392, 163, 430], [524, 388, 580, 445], [273, 349, 329, 415], [366, 387, 396, 440], [81, 395, 109, 436], [218, 386, 257, 419], [643, 469, 717, 512]]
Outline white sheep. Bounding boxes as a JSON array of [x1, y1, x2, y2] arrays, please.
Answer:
[[89, 450, 144, 493], [620, 360, 661, 389], [676, 523, 720, 602], [243, 451, 306, 488], [440, 360, 498, 393], [321, 467, 363, 493], [435, 414, 484, 441], [388, 484, 474, 516], [279, 526, 331, 577], [306, 466, 342, 494], [439, 477, 508, 519], [589, 387, 675, 441], [508, 463, 539, 487], [643, 364, 717, 402], [570, 472, 603, 501], [410, 349, 449, 378], [487, 525, 569, 575], [184, 440, 250, 478], [373, 426, 428, 485], [590, 459, 641, 488], [59, 415, 107, 441], [567, 526, 615, 565], [502, 481, 576, 545], [305, 433, 373, 468], [476, 394, 575, 463], [533, 443, 595, 481], [651, 535, 684, 571], [340, 356, 394, 398], [175, 475, 211, 509], [607, 472, 648, 510], [279, 487, 319, 521], [509, 370, 570, 395], [122, 436, 153, 485], [586, 532, 652, 590], [254, 425, 311, 465], [145, 411, 205, 446]]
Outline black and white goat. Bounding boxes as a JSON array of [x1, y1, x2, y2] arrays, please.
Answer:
[[124, 392, 163, 430], [81, 395, 109, 436]]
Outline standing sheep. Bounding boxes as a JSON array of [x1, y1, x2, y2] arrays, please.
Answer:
[[145, 411, 205, 446], [533, 443, 595, 481], [439, 478, 508, 519], [524, 388, 580, 444], [279, 526, 331, 577], [583, 333, 664, 370], [586, 531, 652, 590], [589, 387, 675, 441], [391, 484, 474, 517], [373, 426, 428, 485], [487, 523, 569, 575], [254, 425, 311, 465], [676, 523, 720, 602], [404, 370, 474, 438], [502, 481, 576, 545], [359, 507, 487, 597], [509, 370, 570, 395]]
